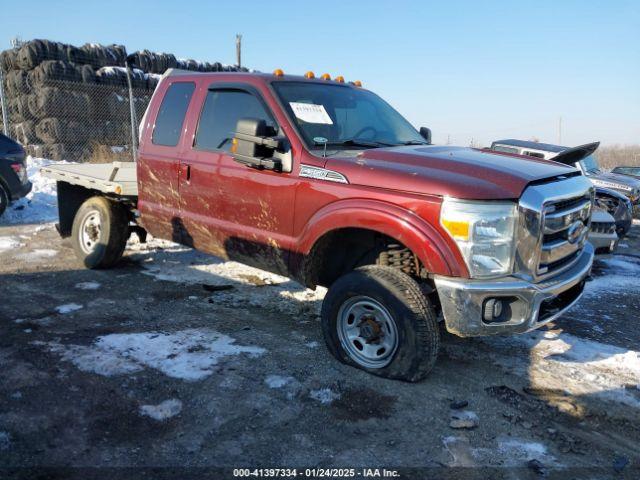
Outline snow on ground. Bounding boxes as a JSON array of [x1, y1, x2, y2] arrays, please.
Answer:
[[128, 236, 327, 318], [75, 281, 102, 290], [583, 255, 640, 297], [139, 399, 183, 421], [0, 157, 66, 225], [265, 375, 294, 389], [35, 329, 265, 381], [0, 236, 23, 252], [309, 388, 340, 405], [487, 328, 640, 408], [55, 303, 83, 314], [443, 435, 555, 467]]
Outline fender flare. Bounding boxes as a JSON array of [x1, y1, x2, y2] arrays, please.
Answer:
[[296, 199, 467, 278]]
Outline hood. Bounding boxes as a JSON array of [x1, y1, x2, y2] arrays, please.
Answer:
[[325, 145, 578, 200], [589, 172, 640, 194]]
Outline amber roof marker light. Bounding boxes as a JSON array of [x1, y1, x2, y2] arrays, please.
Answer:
[[321, 73, 331, 80], [273, 68, 284, 76], [353, 80, 362, 87], [304, 71, 315, 79], [335, 75, 345, 83]]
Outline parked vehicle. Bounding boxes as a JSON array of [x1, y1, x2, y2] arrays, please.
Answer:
[[588, 208, 618, 254], [611, 166, 640, 181], [594, 187, 633, 238], [42, 69, 595, 381], [490, 139, 640, 218], [0, 133, 32, 217]]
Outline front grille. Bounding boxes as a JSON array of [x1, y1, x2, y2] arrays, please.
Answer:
[[538, 193, 592, 275], [591, 221, 616, 235]]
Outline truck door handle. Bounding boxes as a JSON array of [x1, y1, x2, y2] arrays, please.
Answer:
[[182, 164, 191, 181]]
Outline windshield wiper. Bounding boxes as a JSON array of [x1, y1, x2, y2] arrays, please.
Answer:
[[324, 138, 395, 149]]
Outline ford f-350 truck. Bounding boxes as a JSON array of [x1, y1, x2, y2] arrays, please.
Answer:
[[41, 69, 595, 381]]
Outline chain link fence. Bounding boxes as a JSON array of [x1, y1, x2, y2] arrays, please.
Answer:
[[0, 39, 246, 163]]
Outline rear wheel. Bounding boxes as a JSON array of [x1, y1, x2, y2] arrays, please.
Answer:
[[321, 265, 440, 382], [71, 196, 128, 269], [0, 183, 8, 217]]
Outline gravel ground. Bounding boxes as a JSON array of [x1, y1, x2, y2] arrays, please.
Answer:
[[1, 221, 639, 479]]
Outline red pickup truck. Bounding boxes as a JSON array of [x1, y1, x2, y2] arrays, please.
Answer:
[[42, 69, 595, 381]]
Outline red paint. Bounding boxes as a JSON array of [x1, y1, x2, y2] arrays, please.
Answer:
[[137, 73, 576, 283]]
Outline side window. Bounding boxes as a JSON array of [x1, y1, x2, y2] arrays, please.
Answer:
[[152, 82, 196, 146], [195, 89, 275, 151], [493, 145, 519, 154]]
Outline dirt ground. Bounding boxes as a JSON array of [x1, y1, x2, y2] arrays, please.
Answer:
[[1, 221, 640, 479]]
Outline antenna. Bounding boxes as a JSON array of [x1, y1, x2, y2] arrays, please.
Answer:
[[558, 116, 562, 145], [236, 34, 242, 69]]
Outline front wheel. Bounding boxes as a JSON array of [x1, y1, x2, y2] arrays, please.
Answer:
[[321, 265, 440, 382], [71, 196, 129, 269]]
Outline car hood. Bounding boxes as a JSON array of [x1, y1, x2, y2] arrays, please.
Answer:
[[325, 145, 578, 200], [589, 172, 640, 193]]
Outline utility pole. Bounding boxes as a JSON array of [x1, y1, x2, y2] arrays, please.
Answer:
[[446, 134, 451, 145], [236, 34, 242, 69], [558, 116, 562, 145]]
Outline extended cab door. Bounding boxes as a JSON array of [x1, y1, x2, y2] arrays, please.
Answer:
[[137, 81, 196, 241], [178, 84, 298, 275]]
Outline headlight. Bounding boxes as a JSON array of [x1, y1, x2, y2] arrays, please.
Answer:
[[440, 199, 518, 279]]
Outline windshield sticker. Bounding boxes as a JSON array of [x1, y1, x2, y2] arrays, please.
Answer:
[[289, 102, 333, 125]]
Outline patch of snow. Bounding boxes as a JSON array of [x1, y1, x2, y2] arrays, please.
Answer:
[[487, 329, 640, 408], [582, 256, 640, 297], [309, 388, 340, 405], [75, 282, 101, 290], [55, 303, 83, 314], [130, 236, 326, 318], [305, 341, 320, 349], [0, 157, 67, 225], [0, 237, 23, 252], [265, 375, 293, 389], [139, 399, 183, 421], [15, 249, 57, 261], [37, 328, 265, 381], [497, 438, 549, 461]]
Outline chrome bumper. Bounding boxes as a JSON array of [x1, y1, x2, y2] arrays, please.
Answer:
[[434, 242, 594, 337]]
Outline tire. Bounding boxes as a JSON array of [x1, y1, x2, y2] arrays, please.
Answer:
[[0, 182, 9, 218], [321, 265, 440, 382], [71, 196, 129, 269]]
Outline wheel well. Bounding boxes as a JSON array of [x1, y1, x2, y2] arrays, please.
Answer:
[[57, 182, 135, 237], [305, 228, 425, 288]]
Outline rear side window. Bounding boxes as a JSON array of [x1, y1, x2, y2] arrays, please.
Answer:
[[195, 89, 275, 151], [493, 145, 519, 154], [152, 82, 195, 146]]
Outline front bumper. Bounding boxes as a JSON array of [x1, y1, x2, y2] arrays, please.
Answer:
[[434, 242, 594, 337]]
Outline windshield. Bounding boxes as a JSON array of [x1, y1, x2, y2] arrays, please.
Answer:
[[579, 154, 601, 174], [272, 82, 426, 149]]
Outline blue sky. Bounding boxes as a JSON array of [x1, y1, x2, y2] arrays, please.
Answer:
[[3, 0, 639, 146]]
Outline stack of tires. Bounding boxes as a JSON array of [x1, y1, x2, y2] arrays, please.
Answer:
[[0, 39, 246, 161]]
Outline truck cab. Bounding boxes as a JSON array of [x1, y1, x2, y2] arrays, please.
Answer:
[[43, 70, 596, 381]]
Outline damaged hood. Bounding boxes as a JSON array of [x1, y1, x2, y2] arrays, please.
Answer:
[[325, 145, 578, 200], [588, 172, 640, 194]]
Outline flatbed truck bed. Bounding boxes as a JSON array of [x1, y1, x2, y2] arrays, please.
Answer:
[[41, 161, 138, 197]]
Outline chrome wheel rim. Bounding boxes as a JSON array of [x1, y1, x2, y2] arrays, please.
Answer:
[[337, 295, 399, 369], [79, 209, 102, 254]]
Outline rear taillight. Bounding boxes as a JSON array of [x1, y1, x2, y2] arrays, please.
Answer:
[[10, 163, 28, 183]]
